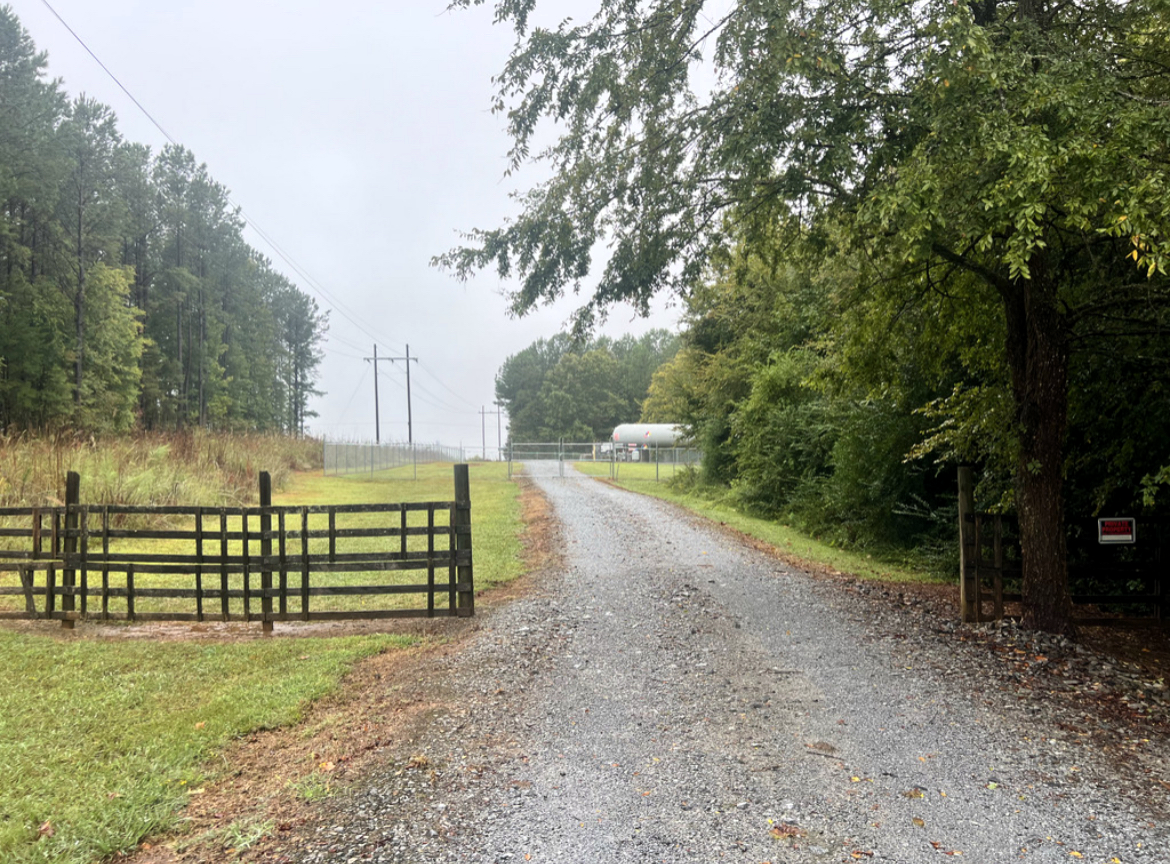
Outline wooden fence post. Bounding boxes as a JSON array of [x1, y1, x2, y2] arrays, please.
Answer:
[[958, 466, 976, 623], [260, 471, 273, 634], [454, 464, 474, 617], [1158, 530, 1168, 624], [61, 471, 80, 629]]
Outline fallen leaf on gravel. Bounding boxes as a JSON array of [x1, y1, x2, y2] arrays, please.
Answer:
[[769, 823, 804, 839], [902, 788, 925, 799], [912, 818, 925, 828]]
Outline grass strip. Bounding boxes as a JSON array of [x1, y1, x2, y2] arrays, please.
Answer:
[[0, 632, 412, 864], [585, 465, 944, 585]]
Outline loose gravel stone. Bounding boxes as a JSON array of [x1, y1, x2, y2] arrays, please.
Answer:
[[271, 462, 1170, 863]]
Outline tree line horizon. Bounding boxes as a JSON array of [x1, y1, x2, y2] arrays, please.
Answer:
[[0, 7, 325, 436]]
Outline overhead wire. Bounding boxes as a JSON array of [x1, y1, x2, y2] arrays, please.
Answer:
[[336, 363, 371, 420], [42, 0, 501, 430], [415, 360, 482, 409], [323, 347, 367, 361], [39, 0, 406, 354]]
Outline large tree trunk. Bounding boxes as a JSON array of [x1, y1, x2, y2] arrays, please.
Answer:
[[1002, 269, 1076, 635]]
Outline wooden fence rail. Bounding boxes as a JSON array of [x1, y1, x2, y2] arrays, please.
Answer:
[[0, 465, 474, 630], [962, 510, 1168, 626]]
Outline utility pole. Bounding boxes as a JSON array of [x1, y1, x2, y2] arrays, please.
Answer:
[[363, 344, 389, 444], [480, 405, 500, 460], [388, 344, 418, 444], [493, 400, 506, 461], [365, 344, 418, 445]]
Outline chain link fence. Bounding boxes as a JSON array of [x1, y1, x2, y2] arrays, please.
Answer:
[[507, 441, 701, 480], [323, 441, 467, 476]]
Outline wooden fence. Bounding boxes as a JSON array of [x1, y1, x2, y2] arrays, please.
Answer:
[[963, 511, 1168, 626], [0, 465, 473, 631]]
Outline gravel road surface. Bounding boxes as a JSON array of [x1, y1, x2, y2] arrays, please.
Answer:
[[281, 462, 1169, 863]]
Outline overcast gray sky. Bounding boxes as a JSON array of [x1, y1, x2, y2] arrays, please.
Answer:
[[13, 0, 679, 454]]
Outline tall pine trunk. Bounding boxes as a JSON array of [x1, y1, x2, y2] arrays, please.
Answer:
[[1002, 270, 1076, 635], [74, 190, 85, 411]]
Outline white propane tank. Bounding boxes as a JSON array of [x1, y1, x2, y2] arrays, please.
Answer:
[[611, 423, 684, 446]]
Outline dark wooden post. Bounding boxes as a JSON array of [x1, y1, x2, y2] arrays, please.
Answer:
[[1157, 529, 1167, 625], [300, 507, 310, 621], [993, 515, 1005, 622], [958, 466, 977, 623], [454, 464, 474, 617], [61, 471, 80, 629], [260, 471, 273, 634], [194, 510, 204, 622]]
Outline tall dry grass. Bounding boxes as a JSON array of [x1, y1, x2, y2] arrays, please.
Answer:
[[0, 431, 322, 508]]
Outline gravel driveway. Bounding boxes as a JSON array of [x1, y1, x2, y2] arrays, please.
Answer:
[[281, 462, 1169, 863]]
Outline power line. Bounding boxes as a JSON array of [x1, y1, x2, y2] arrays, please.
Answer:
[[241, 215, 405, 351], [39, 0, 177, 143], [40, 0, 406, 353], [416, 360, 481, 409], [337, 363, 370, 420], [479, 405, 502, 460], [40, 0, 504, 444], [386, 345, 419, 444], [409, 379, 473, 414]]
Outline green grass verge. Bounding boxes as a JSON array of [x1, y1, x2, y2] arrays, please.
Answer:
[[0, 632, 411, 864], [581, 465, 944, 585], [0, 461, 526, 863]]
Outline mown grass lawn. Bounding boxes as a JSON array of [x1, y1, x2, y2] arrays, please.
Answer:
[[0, 633, 410, 864], [576, 461, 944, 585], [0, 461, 524, 864]]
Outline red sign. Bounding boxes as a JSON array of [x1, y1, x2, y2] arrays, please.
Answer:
[[1098, 518, 1136, 544]]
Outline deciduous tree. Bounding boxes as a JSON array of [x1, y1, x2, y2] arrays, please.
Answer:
[[443, 0, 1170, 634]]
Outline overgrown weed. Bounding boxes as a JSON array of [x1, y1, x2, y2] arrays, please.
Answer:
[[0, 430, 322, 510]]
